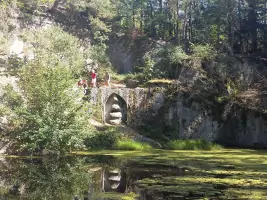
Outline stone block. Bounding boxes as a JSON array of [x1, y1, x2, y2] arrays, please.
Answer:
[[110, 112, 122, 118], [111, 104, 121, 111], [109, 119, 121, 125]]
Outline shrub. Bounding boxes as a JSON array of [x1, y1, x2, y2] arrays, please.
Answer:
[[116, 139, 153, 151], [216, 79, 239, 103], [85, 132, 153, 151], [191, 43, 217, 61], [84, 128, 121, 150], [165, 139, 222, 150], [2, 64, 91, 154], [168, 46, 189, 64], [158, 45, 188, 65], [156, 45, 189, 78], [136, 54, 155, 82], [122, 73, 138, 81]]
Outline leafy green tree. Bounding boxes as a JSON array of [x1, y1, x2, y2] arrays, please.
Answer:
[[2, 26, 92, 154], [22, 26, 89, 77], [3, 64, 91, 154]]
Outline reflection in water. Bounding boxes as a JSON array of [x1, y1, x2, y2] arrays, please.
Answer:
[[0, 155, 179, 200], [0, 155, 193, 200], [0, 155, 130, 200], [0, 156, 93, 200], [1, 153, 260, 200]]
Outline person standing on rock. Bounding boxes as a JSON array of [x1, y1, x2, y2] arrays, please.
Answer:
[[105, 71, 111, 87], [83, 80, 89, 95], [77, 79, 89, 94], [90, 69, 97, 87]]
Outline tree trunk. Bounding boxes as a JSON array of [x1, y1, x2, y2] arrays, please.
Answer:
[[176, 0, 180, 44], [248, 0, 257, 52], [238, 0, 243, 53], [159, 0, 163, 38], [149, 0, 156, 37], [132, 8, 135, 28], [264, 0, 267, 57], [140, 5, 144, 30], [182, 1, 188, 42]]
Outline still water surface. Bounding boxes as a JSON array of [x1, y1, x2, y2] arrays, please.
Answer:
[[0, 150, 266, 200]]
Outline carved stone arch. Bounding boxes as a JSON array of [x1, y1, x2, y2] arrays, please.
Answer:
[[104, 93, 127, 125]]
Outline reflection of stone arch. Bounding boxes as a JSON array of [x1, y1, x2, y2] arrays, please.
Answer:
[[102, 169, 127, 193], [105, 93, 127, 125]]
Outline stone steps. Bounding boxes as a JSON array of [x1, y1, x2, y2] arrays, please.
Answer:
[[110, 112, 122, 118], [108, 175, 121, 181], [109, 119, 121, 125], [111, 104, 121, 111], [108, 95, 123, 125]]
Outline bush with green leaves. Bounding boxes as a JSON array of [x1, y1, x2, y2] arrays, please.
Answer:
[[3, 64, 91, 154], [164, 46, 189, 64], [84, 128, 121, 150], [134, 54, 166, 82], [216, 79, 240, 103], [136, 55, 155, 81], [191, 43, 217, 61], [156, 45, 189, 78], [22, 26, 90, 77], [165, 139, 222, 150]]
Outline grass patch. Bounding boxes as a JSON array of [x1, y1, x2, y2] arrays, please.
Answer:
[[111, 73, 129, 83], [147, 79, 175, 84], [165, 139, 222, 150], [91, 192, 137, 200], [111, 73, 140, 84], [116, 139, 153, 151], [84, 129, 153, 151], [141, 78, 175, 87]]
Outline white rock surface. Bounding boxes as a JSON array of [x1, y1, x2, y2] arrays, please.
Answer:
[[111, 104, 121, 111], [9, 38, 24, 58], [109, 119, 121, 125], [110, 112, 122, 118]]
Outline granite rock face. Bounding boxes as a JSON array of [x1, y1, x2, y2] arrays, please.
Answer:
[[0, 9, 55, 98], [91, 87, 267, 148]]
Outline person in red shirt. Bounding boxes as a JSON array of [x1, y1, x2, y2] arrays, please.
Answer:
[[91, 69, 97, 87]]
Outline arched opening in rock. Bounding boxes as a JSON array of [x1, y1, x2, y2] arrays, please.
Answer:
[[105, 93, 127, 125]]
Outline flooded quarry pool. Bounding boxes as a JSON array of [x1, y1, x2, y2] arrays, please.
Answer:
[[0, 149, 267, 200]]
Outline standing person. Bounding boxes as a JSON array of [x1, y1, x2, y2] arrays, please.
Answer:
[[78, 79, 87, 87], [83, 80, 89, 95], [91, 69, 97, 87], [105, 71, 111, 87]]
